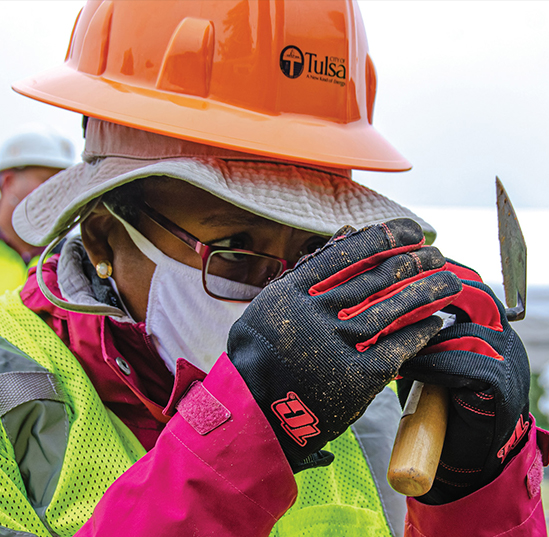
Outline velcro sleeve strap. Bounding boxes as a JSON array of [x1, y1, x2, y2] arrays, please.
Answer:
[[0, 371, 66, 417], [177, 381, 231, 435]]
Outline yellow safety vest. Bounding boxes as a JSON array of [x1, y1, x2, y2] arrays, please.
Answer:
[[0, 289, 401, 536]]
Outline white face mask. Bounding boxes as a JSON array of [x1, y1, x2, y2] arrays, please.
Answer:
[[110, 210, 249, 375]]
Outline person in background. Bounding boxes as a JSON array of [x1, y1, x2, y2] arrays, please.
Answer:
[[0, 123, 74, 292], [0, 1, 543, 536]]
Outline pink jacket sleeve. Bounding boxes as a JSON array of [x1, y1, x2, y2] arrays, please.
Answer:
[[76, 354, 297, 537], [405, 419, 549, 537]]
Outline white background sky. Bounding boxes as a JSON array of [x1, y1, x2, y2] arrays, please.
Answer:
[[0, 1, 547, 287]]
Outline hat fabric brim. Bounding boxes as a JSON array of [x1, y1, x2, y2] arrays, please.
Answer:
[[13, 120, 435, 246]]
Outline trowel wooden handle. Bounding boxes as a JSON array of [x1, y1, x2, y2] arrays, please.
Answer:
[[387, 381, 449, 497]]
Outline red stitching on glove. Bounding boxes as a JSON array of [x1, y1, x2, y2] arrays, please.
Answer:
[[408, 251, 424, 273], [439, 461, 482, 474], [476, 392, 494, 401], [434, 476, 472, 488], [381, 222, 397, 248], [454, 396, 495, 417]]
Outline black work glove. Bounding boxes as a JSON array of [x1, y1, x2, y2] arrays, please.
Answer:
[[398, 260, 530, 504], [227, 219, 462, 472]]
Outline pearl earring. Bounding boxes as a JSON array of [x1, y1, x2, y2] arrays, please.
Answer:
[[95, 260, 113, 279]]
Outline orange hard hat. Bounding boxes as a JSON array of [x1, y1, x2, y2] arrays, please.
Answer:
[[13, 0, 410, 172]]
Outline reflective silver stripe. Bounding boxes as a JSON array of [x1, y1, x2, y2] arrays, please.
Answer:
[[0, 371, 66, 417], [0, 526, 38, 536], [351, 386, 406, 537]]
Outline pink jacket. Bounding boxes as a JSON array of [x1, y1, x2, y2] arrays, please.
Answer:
[[20, 259, 548, 536]]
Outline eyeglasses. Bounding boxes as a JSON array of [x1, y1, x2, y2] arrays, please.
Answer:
[[137, 201, 289, 302]]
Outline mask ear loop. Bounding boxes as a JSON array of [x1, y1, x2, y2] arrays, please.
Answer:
[[36, 199, 126, 317], [104, 201, 169, 266]]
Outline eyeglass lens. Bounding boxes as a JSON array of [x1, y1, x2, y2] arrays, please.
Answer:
[[204, 250, 284, 300]]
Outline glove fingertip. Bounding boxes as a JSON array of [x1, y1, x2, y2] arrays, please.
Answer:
[[383, 218, 425, 248], [416, 314, 444, 341]]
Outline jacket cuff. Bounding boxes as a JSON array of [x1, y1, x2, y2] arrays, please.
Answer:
[[405, 416, 548, 537], [81, 353, 296, 537], [173, 353, 297, 530]]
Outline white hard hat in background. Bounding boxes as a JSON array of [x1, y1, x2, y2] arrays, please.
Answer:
[[0, 123, 75, 172]]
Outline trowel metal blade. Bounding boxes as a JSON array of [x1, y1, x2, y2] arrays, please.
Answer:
[[496, 177, 527, 321]]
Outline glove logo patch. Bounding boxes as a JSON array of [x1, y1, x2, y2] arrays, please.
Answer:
[[497, 415, 529, 463], [271, 392, 320, 447]]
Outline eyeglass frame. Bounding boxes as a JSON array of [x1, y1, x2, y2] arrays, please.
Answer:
[[135, 200, 289, 302]]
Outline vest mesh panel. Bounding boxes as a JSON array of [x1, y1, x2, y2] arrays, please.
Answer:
[[0, 291, 146, 536], [271, 427, 392, 536], [0, 289, 393, 536]]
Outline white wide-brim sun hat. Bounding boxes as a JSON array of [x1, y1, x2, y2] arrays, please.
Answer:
[[13, 118, 435, 247]]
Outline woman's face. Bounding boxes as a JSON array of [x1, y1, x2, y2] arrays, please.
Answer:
[[81, 177, 328, 322]]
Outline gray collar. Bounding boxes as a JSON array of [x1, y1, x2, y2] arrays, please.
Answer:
[[57, 234, 134, 322]]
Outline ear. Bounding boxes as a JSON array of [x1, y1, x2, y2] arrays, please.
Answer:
[[80, 205, 116, 268], [81, 204, 154, 322], [0, 170, 15, 194]]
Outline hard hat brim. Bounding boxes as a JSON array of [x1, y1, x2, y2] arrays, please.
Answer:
[[13, 66, 412, 173], [0, 156, 73, 172]]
